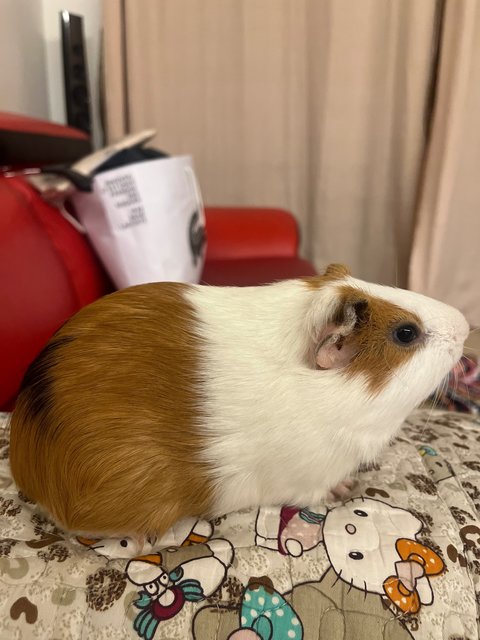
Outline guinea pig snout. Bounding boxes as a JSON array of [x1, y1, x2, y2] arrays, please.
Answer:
[[449, 309, 470, 343], [429, 308, 469, 349], [450, 316, 470, 355], [345, 523, 356, 535]]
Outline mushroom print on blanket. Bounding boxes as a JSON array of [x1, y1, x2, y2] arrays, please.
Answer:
[[255, 498, 445, 615], [227, 577, 303, 640], [126, 538, 234, 640]]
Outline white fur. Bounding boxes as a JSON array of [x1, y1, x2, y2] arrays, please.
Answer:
[[186, 277, 469, 516]]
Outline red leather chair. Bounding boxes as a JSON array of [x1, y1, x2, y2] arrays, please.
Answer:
[[0, 113, 316, 410], [202, 207, 315, 287]]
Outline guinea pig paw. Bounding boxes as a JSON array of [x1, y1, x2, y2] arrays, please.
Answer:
[[326, 478, 358, 503]]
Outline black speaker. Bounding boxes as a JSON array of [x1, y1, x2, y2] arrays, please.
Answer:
[[60, 11, 92, 136]]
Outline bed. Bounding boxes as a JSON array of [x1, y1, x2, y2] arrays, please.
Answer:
[[1, 405, 480, 640]]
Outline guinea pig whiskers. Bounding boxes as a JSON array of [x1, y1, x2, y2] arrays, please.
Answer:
[[437, 376, 449, 407], [436, 375, 449, 405], [458, 358, 472, 406], [347, 577, 354, 593], [433, 374, 447, 402], [379, 349, 410, 393], [420, 410, 434, 439], [363, 580, 368, 600], [420, 375, 447, 438]]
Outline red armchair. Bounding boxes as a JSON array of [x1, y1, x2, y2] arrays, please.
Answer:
[[202, 207, 315, 287]]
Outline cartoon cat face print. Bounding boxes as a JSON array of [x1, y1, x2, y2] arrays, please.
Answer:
[[255, 497, 445, 614], [322, 497, 423, 594]]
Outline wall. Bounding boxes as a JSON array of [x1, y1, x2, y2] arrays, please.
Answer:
[[0, 0, 50, 119], [0, 0, 103, 147]]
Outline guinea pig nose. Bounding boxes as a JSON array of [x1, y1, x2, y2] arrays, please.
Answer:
[[345, 524, 356, 535]]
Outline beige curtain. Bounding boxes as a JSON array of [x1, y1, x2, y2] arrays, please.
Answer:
[[409, 0, 480, 325], [102, 0, 479, 323]]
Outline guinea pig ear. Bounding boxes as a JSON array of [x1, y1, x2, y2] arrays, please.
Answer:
[[324, 263, 351, 278], [315, 297, 368, 370]]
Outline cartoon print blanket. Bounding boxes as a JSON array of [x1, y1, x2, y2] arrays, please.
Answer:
[[1, 409, 480, 640]]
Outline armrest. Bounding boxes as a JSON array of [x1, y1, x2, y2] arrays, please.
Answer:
[[0, 111, 91, 167], [0, 176, 108, 410], [204, 207, 299, 261]]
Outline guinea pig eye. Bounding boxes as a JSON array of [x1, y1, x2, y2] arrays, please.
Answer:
[[353, 509, 368, 517], [348, 551, 364, 560], [392, 323, 420, 346]]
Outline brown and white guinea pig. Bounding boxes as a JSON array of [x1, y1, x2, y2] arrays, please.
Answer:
[[9, 264, 469, 538]]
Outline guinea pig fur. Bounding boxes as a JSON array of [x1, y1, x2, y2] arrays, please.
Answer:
[[9, 264, 469, 538]]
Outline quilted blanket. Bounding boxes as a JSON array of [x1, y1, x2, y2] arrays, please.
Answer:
[[1, 409, 480, 640]]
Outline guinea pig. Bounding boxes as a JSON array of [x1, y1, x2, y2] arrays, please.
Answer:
[[9, 264, 469, 538]]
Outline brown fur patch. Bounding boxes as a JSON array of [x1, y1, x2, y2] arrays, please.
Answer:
[[336, 285, 424, 393], [303, 263, 351, 289], [20, 335, 76, 418], [9, 283, 214, 537]]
